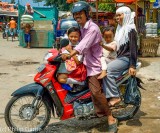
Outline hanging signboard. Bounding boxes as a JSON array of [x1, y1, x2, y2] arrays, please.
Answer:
[[150, 0, 156, 2], [153, 0, 160, 8], [0, 2, 18, 16]]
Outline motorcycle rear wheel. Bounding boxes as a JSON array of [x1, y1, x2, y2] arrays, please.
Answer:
[[5, 94, 51, 133], [112, 89, 141, 121]]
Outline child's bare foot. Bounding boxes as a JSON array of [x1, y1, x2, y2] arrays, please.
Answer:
[[109, 97, 121, 107], [97, 70, 107, 79]]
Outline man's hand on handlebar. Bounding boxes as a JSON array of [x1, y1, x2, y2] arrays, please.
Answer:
[[61, 49, 79, 61]]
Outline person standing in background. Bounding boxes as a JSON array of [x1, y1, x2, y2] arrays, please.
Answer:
[[24, 23, 32, 49], [137, 7, 146, 36], [137, 7, 146, 55], [24, 3, 34, 16], [9, 17, 17, 39]]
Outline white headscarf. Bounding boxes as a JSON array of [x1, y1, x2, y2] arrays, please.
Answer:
[[114, 6, 136, 51]]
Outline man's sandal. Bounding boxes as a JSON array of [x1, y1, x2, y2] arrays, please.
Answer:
[[108, 118, 118, 133]]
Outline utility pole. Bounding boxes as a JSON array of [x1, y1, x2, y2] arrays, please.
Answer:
[[18, 0, 20, 31]]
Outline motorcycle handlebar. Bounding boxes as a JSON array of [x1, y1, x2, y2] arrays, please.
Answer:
[[53, 54, 63, 62]]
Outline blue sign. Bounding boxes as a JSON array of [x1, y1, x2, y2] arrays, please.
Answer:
[[153, 0, 160, 8]]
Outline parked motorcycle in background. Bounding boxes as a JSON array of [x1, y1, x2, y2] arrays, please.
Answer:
[[5, 39, 144, 133], [2, 22, 8, 40]]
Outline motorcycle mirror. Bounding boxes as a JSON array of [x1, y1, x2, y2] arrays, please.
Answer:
[[60, 38, 69, 48]]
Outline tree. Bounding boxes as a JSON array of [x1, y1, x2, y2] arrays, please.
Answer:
[[98, 0, 116, 12], [33, 0, 44, 2], [44, 0, 62, 7], [44, 0, 72, 11]]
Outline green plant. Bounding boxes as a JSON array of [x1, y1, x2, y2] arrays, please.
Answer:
[[98, 3, 116, 12]]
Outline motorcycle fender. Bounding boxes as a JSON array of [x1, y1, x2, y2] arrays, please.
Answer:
[[11, 83, 44, 96]]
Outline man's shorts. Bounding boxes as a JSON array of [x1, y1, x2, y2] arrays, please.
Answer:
[[10, 28, 16, 35], [24, 33, 31, 43]]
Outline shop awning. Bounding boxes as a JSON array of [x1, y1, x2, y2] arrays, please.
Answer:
[[0, 10, 18, 17], [115, 0, 136, 3]]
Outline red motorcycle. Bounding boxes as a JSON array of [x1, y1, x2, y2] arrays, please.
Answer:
[[5, 39, 144, 133]]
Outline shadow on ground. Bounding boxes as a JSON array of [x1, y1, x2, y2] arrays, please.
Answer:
[[125, 110, 147, 127], [41, 110, 148, 133], [40, 117, 108, 133]]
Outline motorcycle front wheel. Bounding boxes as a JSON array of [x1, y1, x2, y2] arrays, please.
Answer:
[[2, 32, 6, 39], [5, 94, 51, 133]]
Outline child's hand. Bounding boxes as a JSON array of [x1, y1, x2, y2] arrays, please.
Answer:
[[99, 41, 103, 46], [65, 45, 72, 52], [61, 54, 70, 61]]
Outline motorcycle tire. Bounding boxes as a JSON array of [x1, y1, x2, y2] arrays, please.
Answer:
[[112, 89, 141, 121], [2, 32, 6, 39], [5, 94, 51, 133]]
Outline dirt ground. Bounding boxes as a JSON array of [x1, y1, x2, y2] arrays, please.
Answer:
[[0, 33, 160, 133]]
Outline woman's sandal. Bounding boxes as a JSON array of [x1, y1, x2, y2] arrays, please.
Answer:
[[108, 118, 118, 133]]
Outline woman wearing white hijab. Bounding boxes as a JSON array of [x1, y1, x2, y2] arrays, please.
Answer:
[[103, 6, 138, 106]]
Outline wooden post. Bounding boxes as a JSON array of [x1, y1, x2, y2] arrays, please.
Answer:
[[96, 0, 98, 23], [146, 9, 150, 22], [153, 8, 157, 23], [135, 0, 138, 28]]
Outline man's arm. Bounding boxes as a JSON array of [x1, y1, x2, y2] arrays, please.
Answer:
[[24, 6, 27, 14], [70, 50, 79, 58], [62, 50, 79, 61], [75, 28, 102, 55], [31, 7, 34, 13]]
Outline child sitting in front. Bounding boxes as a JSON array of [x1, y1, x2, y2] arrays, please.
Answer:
[[58, 27, 86, 86], [98, 26, 117, 79]]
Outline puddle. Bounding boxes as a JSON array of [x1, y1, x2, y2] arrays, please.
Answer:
[[10, 60, 40, 66], [0, 73, 8, 76], [139, 59, 150, 68]]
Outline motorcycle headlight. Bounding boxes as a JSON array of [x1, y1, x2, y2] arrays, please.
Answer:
[[43, 52, 53, 63]]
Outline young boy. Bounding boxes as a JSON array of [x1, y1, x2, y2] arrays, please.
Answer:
[[24, 23, 31, 48]]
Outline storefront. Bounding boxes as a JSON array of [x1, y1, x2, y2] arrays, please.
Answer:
[[0, 2, 18, 31], [18, 4, 58, 48], [139, 0, 160, 57]]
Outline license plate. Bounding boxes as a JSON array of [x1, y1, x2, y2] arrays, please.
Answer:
[[37, 64, 46, 72]]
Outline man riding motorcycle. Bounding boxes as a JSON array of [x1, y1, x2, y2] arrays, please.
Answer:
[[62, 1, 118, 132]]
